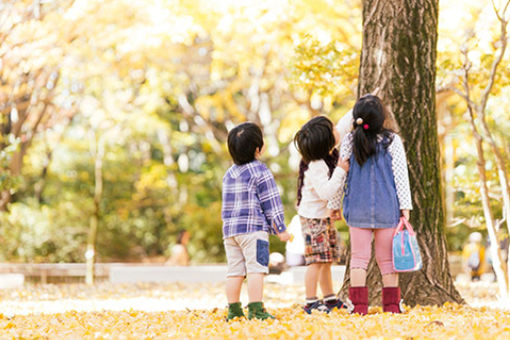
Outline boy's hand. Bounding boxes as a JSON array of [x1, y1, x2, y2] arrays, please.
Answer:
[[330, 209, 343, 221], [401, 210, 410, 220], [337, 157, 350, 172], [277, 231, 291, 242]]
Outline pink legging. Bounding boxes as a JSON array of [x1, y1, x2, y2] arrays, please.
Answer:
[[349, 226, 396, 275]]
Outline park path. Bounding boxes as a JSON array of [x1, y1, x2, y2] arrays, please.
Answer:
[[0, 280, 505, 317]]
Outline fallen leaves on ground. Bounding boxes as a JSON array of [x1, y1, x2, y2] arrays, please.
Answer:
[[0, 281, 508, 339], [1, 304, 509, 339]]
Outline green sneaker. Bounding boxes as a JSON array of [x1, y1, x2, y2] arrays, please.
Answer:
[[247, 302, 275, 320], [226, 302, 246, 321]]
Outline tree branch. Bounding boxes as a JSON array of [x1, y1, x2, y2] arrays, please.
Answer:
[[436, 85, 478, 109], [491, 0, 504, 22], [479, 1, 509, 115]]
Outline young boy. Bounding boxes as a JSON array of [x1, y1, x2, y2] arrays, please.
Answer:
[[222, 122, 291, 321]]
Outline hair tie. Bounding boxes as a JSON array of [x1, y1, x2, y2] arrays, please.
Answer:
[[363, 124, 369, 130], [355, 118, 363, 125]]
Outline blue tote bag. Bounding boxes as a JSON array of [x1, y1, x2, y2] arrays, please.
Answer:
[[392, 217, 422, 272]]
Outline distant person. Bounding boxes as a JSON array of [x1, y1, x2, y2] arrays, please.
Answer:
[[485, 234, 510, 282], [285, 215, 305, 266], [221, 122, 291, 321], [166, 230, 190, 266], [294, 116, 348, 314], [268, 252, 285, 274], [328, 95, 413, 315], [462, 232, 485, 281]]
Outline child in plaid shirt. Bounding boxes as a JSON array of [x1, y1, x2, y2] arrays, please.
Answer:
[[222, 122, 291, 321], [294, 116, 349, 314]]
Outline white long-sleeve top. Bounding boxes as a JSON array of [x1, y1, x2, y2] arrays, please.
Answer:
[[328, 132, 413, 211], [336, 109, 354, 141], [297, 160, 347, 219]]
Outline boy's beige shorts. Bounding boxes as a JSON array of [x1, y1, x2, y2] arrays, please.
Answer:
[[224, 231, 269, 277]]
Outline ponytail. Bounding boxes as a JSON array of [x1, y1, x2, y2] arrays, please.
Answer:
[[351, 95, 394, 166], [325, 148, 339, 177], [352, 125, 377, 166], [297, 148, 338, 206], [296, 160, 308, 206]]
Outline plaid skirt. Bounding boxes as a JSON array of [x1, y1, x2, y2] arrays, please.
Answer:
[[300, 216, 340, 265]]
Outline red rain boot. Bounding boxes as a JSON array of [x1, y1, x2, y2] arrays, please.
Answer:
[[382, 287, 403, 313], [348, 286, 368, 315]]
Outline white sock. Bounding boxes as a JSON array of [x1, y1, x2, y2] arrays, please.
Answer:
[[306, 297, 319, 304], [324, 295, 337, 302]]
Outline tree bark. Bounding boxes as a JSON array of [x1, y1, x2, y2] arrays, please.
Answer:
[[339, 0, 464, 306]]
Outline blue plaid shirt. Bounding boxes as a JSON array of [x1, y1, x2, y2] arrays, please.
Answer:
[[222, 160, 287, 239]]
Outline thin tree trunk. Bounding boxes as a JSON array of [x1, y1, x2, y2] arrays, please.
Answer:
[[465, 102, 507, 300], [35, 115, 74, 203], [86, 135, 105, 285], [476, 9, 510, 272], [339, 0, 464, 306], [507, 242, 510, 299], [451, 0, 510, 301], [34, 148, 52, 203]]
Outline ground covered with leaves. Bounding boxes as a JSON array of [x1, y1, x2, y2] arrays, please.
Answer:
[[0, 281, 508, 339]]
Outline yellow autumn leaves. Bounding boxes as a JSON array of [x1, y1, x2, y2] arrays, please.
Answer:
[[1, 304, 509, 339], [0, 282, 508, 339]]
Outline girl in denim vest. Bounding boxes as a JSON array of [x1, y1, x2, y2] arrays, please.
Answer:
[[294, 116, 348, 314], [328, 95, 412, 315]]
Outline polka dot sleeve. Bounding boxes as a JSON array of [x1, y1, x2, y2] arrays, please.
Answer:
[[388, 134, 413, 210]]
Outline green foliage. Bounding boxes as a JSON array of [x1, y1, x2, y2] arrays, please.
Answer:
[[0, 0, 506, 264], [0, 136, 21, 191], [291, 35, 359, 97]]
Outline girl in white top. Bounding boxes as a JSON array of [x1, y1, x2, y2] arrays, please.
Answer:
[[294, 116, 349, 314]]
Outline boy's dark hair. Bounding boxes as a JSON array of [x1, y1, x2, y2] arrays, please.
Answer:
[[227, 122, 264, 165], [352, 94, 394, 166], [294, 116, 338, 206]]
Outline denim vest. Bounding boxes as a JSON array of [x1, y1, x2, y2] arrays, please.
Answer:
[[343, 139, 400, 229]]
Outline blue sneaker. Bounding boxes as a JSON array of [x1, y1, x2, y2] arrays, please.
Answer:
[[325, 298, 347, 311], [303, 300, 329, 314]]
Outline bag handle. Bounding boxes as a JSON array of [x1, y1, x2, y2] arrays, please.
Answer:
[[394, 216, 416, 236], [393, 218, 405, 237], [394, 217, 417, 256], [400, 217, 416, 236]]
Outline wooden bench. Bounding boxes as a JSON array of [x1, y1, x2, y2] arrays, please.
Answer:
[[0, 263, 111, 283]]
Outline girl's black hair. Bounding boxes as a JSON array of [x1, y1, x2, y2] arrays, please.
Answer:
[[294, 116, 339, 206], [227, 122, 264, 165], [351, 94, 394, 166]]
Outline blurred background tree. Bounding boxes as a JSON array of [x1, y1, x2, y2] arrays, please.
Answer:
[[437, 0, 510, 302], [0, 0, 507, 273]]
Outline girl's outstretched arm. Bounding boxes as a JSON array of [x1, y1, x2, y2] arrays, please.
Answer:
[[335, 109, 354, 142], [327, 133, 353, 210], [308, 161, 347, 201]]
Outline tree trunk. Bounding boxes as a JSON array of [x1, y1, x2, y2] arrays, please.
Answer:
[[34, 148, 52, 203], [86, 135, 105, 285], [339, 0, 464, 306]]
